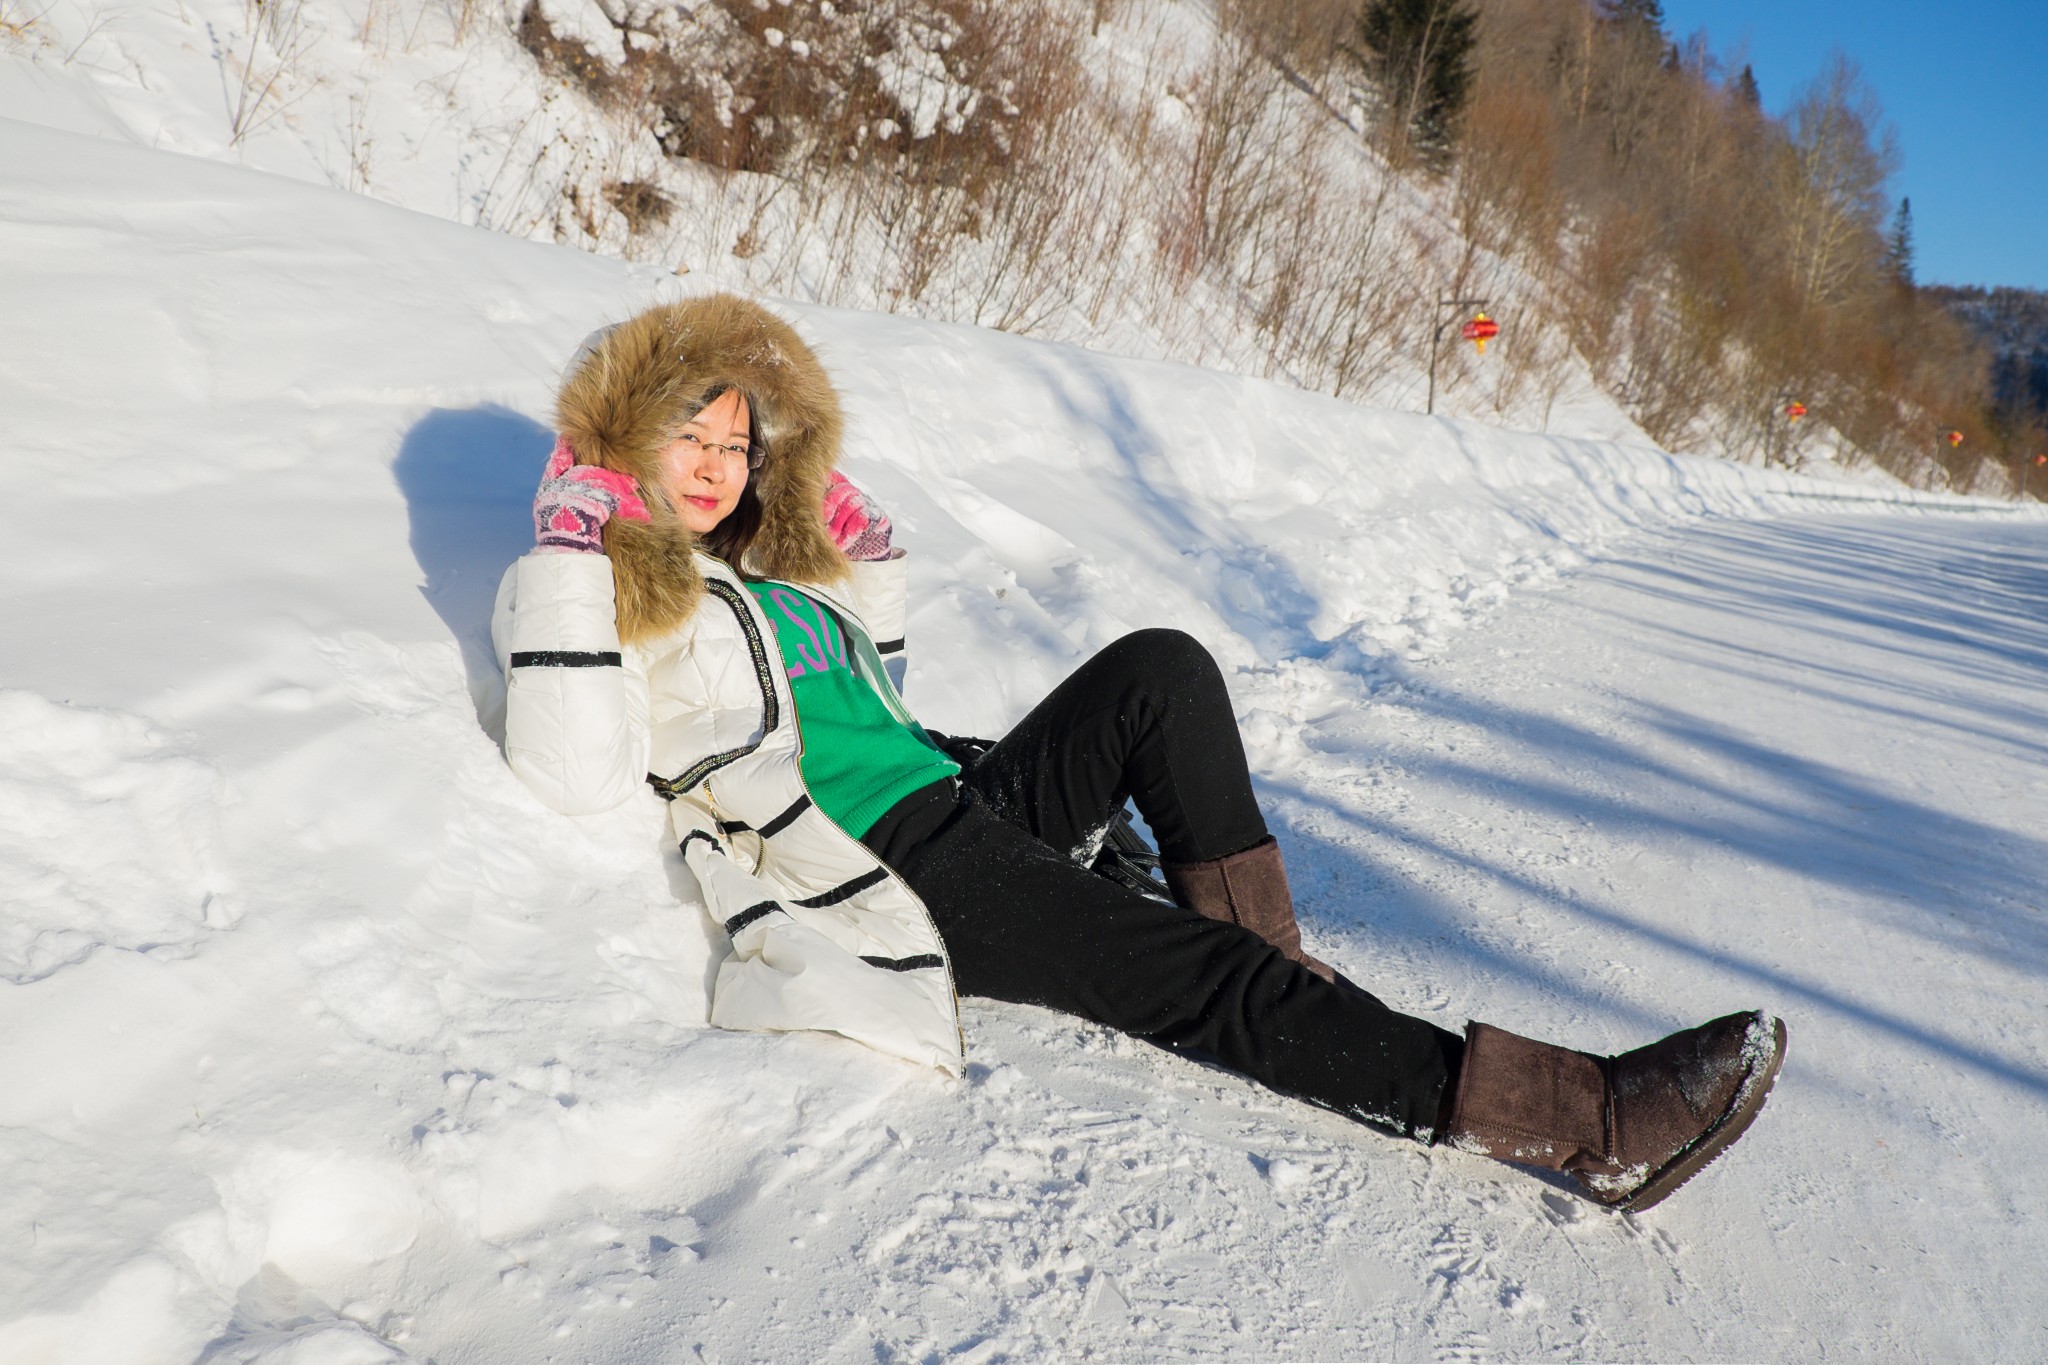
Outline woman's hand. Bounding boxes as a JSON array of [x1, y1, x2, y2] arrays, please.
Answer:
[[533, 437, 651, 554], [822, 470, 894, 561]]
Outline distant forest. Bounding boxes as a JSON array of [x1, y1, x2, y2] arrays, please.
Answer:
[[1927, 287, 2048, 452], [1313, 0, 2044, 486]]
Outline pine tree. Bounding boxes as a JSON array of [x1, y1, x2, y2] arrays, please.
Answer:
[[1734, 64, 1761, 110], [1351, 0, 1479, 168], [1602, 0, 1666, 43], [1887, 198, 1916, 288]]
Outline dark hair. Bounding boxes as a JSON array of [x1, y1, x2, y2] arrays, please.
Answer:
[[688, 384, 768, 573]]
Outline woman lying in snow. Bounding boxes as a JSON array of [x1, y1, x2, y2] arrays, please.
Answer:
[[492, 293, 1785, 1212]]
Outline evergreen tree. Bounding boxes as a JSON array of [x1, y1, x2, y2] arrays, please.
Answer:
[[1734, 64, 1762, 110], [1602, 0, 1666, 42], [1887, 198, 1916, 288], [1351, 0, 1479, 168]]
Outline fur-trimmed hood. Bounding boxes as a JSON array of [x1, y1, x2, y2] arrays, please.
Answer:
[[555, 293, 850, 643]]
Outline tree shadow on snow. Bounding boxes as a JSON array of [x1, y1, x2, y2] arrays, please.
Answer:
[[1255, 513, 2048, 1106], [999, 363, 2048, 1104], [392, 404, 554, 738], [1270, 775, 2048, 1108], [1019, 351, 1329, 663]]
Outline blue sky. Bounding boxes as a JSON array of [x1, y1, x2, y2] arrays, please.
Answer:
[[1657, 0, 2047, 291]]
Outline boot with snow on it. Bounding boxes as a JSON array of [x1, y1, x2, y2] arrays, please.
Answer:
[[1440, 1010, 1787, 1212], [1162, 836, 1337, 983]]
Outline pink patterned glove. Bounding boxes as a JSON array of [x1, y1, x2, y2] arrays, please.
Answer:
[[533, 437, 651, 553], [822, 470, 894, 561]]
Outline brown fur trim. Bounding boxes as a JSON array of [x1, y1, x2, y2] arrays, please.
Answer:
[[556, 293, 850, 642]]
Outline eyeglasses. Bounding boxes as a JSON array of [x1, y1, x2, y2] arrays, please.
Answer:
[[675, 429, 766, 469]]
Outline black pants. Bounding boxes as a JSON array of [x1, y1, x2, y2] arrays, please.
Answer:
[[863, 629, 1462, 1139]]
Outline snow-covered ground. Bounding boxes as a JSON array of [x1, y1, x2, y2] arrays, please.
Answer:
[[0, 0, 1705, 449], [4, 116, 2045, 1362]]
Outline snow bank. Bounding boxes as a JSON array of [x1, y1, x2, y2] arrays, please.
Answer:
[[0, 117, 2032, 1362]]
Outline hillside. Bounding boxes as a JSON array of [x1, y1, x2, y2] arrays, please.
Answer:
[[5, 0, 2018, 490]]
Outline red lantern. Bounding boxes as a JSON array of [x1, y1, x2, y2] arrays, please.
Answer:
[[2035, 454, 2047, 466], [1460, 313, 1500, 356], [1946, 430, 1965, 448], [1783, 402, 1807, 422]]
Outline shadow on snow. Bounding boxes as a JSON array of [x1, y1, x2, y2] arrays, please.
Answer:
[[1259, 513, 2048, 1103], [391, 403, 555, 732]]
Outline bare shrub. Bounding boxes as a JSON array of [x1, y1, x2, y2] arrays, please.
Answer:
[[1554, 203, 1653, 382], [1220, 0, 1352, 79], [445, 0, 483, 44], [617, 0, 1046, 197], [508, 0, 1090, 315], [1163, 24, 1293, 287], [515, 1, 621, 108], [945, 26, 1134, 332], [1475, 302, 1569, 427], [1, 0, 53, 49], [343, 90, 373, 194], [604, 179, 676, 235], [1285, 162, 1424, 402], [1615, 281, 1724, 447], [465, 100, 585, 240], [226, 0, 315, 147], [1454, 73, 1560, 254]]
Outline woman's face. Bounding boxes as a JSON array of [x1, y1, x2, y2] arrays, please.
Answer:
[[660, 389, 753, 535]]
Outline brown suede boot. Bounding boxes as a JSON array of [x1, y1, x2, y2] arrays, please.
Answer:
[[1441, 1010, 1787, 1211], [1161, 837, 1337, 982]]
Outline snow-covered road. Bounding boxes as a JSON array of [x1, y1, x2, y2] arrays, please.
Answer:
[[1251, 512, 2048, 1361]]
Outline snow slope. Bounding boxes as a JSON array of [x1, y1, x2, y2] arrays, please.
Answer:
[[0, 0, 1677, 448], [3, 116, 2043, 1362]]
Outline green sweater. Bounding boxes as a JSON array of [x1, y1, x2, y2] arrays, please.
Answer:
[[746, 581, 958, 838]]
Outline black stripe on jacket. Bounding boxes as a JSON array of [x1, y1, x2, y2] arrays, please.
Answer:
[[723, 901, 784, 937], [757, 794, 812, 838], [793, 868, 889, 908], [860, 953, 944, 972], [715, 793, 812, 839], [510, 650, 622, 668]]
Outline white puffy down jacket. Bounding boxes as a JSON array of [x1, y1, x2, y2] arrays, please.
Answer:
[[493, 548, 963, 1074]]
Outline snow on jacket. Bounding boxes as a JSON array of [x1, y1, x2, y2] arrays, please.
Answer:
[[491, 295, 962, 1074]]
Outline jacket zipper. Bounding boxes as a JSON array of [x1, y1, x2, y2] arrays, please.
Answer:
[[719, 568, 966, 1059], [652, 578, 783, 799]]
